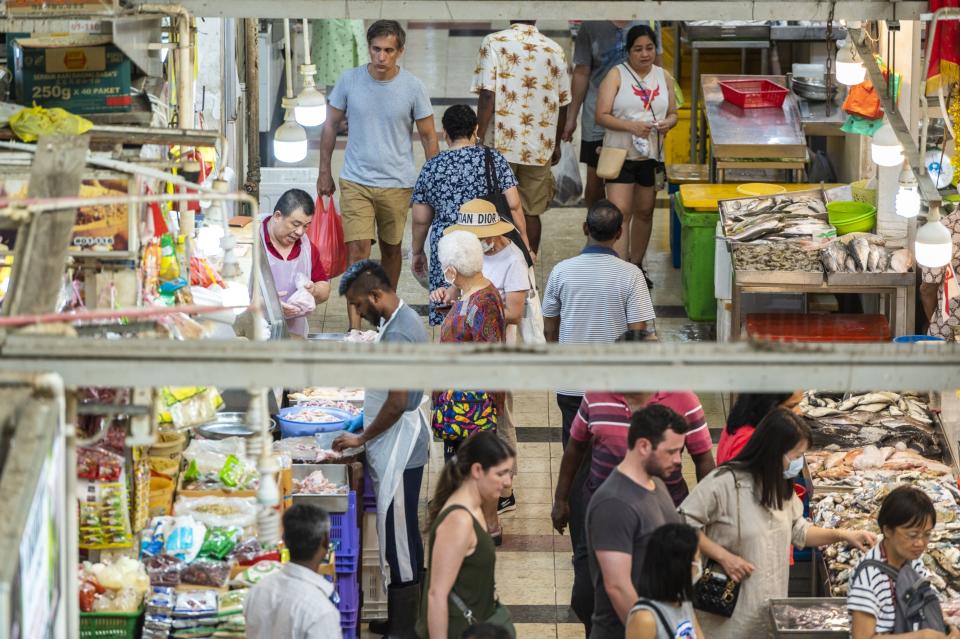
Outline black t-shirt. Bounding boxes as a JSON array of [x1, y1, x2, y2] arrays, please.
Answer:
[[586, 469, 681, 639]]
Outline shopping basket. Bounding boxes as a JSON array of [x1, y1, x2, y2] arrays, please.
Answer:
[[719, 79, 788, 109]]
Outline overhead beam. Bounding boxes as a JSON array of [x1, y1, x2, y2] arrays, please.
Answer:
[[1, 337, 959, 392], [128, 0, 928, 21]]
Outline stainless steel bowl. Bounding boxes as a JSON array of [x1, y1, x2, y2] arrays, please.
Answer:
[[194, 412, 277, 439], [792, 77, 839, 102]]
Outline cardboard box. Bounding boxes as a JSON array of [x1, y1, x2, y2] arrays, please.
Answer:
[[13, 36, 131, 114], [6, 0, 118, 16]]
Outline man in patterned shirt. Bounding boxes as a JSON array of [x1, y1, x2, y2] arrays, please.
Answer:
[[471, 21, 572, 256], [919, 206, 960, 340]]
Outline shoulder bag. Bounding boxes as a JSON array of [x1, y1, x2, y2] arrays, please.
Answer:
[[690, 468, 742, 618], [518, 266, 546, 345], [619, 64, 667, 191], [449, 589, 516, 638], [483, 147, 534, 268]]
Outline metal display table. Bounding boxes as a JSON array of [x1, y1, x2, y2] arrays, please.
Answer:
[[700, 74, 809, 182], [730, 269, 916, 341]]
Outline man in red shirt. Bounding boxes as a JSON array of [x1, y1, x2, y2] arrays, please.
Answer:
[[260, 189, 331, 336]]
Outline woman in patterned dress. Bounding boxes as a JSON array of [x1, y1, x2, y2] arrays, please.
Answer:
[[411, 104, 528, 325]]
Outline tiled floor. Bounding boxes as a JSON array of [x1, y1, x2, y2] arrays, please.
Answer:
[[277, 20, 727, 638]]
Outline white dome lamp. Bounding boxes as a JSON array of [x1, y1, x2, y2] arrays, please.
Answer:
[[915, 203, 954, 268], [295, 19, 327, 128], [871, 119, 904, 167], [835, 41, 866, 86], [273, 19, 308, 163], [895, 163, 920, 219]]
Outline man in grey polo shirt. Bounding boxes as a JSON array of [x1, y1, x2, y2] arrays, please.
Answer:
[[542, 198, 655, 631]]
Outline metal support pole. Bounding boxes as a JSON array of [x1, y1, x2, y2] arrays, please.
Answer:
[[243, 18, 261, 202], [689, 48, 700, 164]]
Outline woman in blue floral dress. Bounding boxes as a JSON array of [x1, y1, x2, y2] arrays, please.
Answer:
[[411, 104, 527, 325]]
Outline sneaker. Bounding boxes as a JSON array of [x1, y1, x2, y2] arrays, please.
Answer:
[[497, 493, 517, 515]]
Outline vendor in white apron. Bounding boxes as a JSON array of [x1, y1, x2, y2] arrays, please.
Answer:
[[332, 259, 429, 639], [258, 188, 331, 337]]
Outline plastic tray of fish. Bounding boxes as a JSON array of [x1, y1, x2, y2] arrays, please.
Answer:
[[733, 242, 825, 277], [768, 598, 849, 638], [719, 189, 832, 244]]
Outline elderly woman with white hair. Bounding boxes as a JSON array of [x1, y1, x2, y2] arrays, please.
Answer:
[[431, 229, 507, 542]]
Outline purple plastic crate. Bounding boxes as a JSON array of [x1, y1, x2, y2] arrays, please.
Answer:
[[363, 466, 376, 512], [330, 491, 359, 566], [337, 570, 360, 629]]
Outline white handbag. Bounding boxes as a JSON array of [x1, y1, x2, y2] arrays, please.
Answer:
[[519, 266, 546, 345]]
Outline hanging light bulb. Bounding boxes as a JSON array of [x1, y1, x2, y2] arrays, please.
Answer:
[[871, 120, 904, 167], [835, 41, 866, 86], [274, 98, 308, 163], [895, 164, 920, 218], [273, 19, 308, 163], [295, 19, 327, 127], [915, 204, 954, 268]]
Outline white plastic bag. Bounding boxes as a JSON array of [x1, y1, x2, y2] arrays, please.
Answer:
[[286, 273, 316, 316], [519, 266, 546, 345], [551, 142, 583, 206]]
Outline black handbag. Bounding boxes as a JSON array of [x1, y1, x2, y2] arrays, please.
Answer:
[[690, 469, 743, 618], [482, 147, 534, 268], [449, 588, 516, 638]]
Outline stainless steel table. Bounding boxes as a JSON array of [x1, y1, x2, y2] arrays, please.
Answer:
[[729, 270, 916, 341], [700, 74, 809, 182]]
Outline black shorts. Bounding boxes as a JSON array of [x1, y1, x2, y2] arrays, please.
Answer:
[[579, 139, 603, 168], [606, 159, 657, 187]]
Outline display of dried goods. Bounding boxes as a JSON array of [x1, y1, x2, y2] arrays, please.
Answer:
[[292, 469, 348, 495], [820, 233, 912, 273], [721, 193, 833, 243], [180, 559, 232, 588], [771, 601, 848, 632], [798, 391, 941, 457], [734, 242, 823, 272]]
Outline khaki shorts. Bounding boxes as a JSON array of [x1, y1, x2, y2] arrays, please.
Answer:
[[509, 162, 556, 217], [339, 179, 412, 245]]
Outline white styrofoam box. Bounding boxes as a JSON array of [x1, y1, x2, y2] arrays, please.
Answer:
[[717, 298, 733, 343], [258, 167, 320, 215], [714, 222, 733, 300]]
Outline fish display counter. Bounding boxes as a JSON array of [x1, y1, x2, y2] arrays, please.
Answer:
[[797, 390, 960, 626], [716, 189, 916, 339]]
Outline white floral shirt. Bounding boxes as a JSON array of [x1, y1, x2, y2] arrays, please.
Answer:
[[471, 24, 572, 166], [922, 208, 960, 339]]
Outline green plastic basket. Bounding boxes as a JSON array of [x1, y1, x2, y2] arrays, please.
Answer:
[[79, 609, 142, 639]]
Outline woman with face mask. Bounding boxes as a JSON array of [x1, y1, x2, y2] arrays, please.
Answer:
[[418, 431, 516, 639], [626, 523, 705, 639], [411, 104, 529, 327], [679, 408, 877, 639]]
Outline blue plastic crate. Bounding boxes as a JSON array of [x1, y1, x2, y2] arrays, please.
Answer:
[[337, 570, 360, 628], [363, 466, 376, 512], [330, 491, 359, 563]]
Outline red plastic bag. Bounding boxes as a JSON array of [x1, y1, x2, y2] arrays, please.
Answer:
[[309, 196, 347, 278]]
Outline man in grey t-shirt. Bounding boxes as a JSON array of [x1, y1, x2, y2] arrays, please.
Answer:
[[333, 259, 429, 637], [317, 20, 439, 329], [562, 21, 661, 207], [584, 404, 688, 639]]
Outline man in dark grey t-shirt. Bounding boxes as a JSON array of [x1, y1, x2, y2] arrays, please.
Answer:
[[584, 404, 689, 639]]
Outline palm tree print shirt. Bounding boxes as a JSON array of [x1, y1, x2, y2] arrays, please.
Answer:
[[471, 24, 572, 166]]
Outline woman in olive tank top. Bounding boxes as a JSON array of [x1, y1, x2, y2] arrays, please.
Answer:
[[417, 432, 516, 638]]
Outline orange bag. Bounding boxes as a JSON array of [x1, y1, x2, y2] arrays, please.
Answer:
[[842, 79, 882, 120], [309, 196, 347, 279]]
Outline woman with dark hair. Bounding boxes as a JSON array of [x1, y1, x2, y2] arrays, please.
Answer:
[[850, 486, 959, 639], [715, 392, 802, 464], [595, 24, 677, 286], [417, 432, 516, 639], [411, 104, 530, 325], [627, 523, 704, 639], [680, 408, 876, 639]]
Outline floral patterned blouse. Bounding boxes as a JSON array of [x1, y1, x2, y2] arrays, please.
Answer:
[[440, 283, 506, 411], [412, 145, 517, 325], [922, 208, 960, 339], [470, 23, 572, 166]]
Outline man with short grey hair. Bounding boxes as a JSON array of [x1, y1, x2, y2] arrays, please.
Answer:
[[317, 20, 439, 329]]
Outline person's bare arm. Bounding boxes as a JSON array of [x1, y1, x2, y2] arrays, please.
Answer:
[[503, 290, 526, 325], [627, 321, 648, 333], [692, 450, 716, 481], [477, 89, 495, 143], [552, 104, 568, 164], [426, 511, 474, 639], [552, 436, 589, 533], [544, 315, 560, 342], [317, 106, 346, 196], [563, 64, 591, 141], [804, 527, 876, 550], [920, 282, 939, 322], [416, 115, 440, 160], [696, 530, 755, 582], [625, 609, 658, 639], [411, 203, 435, 278], [503, 186, 530, 251], [656, 70, 680, 133], [596, 550, 639, 624]]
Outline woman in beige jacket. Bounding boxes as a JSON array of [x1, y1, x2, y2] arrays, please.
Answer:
[[680, 409, 876, 639]]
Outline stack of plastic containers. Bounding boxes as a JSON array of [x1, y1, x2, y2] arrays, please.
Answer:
[[329, 491, 361, 638], [360, 467, 387, 622]]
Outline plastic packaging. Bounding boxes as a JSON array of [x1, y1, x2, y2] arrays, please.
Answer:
[[217, 589, 247, 617], [144, 555, 184, 587], [174, 496, 258, 530], [551, 142, 583, 206], [199, 527, 241, 560], [9, 105, 93, 142], [182, 437, 247, 475], [164, 516, 207, 563], [285, 272, 316, 316], [173, 590, 218, 617], [229, 560, 282, 588], [180, 559, 232, 588]]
